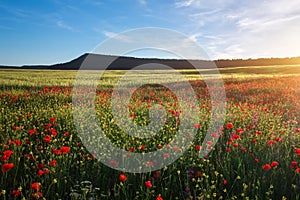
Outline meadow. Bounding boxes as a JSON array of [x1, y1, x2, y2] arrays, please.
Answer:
[[0, 65, 300, 199]]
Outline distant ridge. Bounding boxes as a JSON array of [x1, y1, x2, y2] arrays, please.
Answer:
[[1, 53, 300, 70]]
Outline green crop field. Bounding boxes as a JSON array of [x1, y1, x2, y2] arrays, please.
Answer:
[[0, 66, 299, 199]]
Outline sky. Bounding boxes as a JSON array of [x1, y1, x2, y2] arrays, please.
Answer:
[[1, 0, 300, 65]]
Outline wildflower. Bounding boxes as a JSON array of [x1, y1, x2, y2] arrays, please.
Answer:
[[3, 150, 13, 158], [119, 174, 127, 181], [28, 129, 38, 136], [271, 161, 279, 167], [49, 117, 56, 123], [2, 150, 13, 161], [156, 195, 163, 200], [49, 160, 57, 167], [290, 161, 298, 168], [267, 140, 275, 146], [53, 149, 62, 155], [196, 145, 201, 151], [262, 164, 271, 171], [1, 163, 14, 172], [236, 128, 243, 134], [43, 168, 50, 174], [43, 135, 51, 143], [145, 181, 152, 188], [37, 169, 44, 176], [226, 123, 234, 129], [140, 145, 146, 151], [12, 189, 21, 197], [193, 123, 201, 128], [31, 182, 40, 191], [15, 140, 22, 146], [61, 146, 70, 154]]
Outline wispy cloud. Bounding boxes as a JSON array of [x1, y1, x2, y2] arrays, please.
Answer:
[[175, 0, 195, 8], [102, 31, 131, 42], [0, 4, 29, 18], [178, 0, 300, 59], [56, 20, 73, 30], [137, 0, 147, 6]]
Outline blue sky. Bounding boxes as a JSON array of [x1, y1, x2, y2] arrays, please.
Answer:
[[1, 0, 300, 65]]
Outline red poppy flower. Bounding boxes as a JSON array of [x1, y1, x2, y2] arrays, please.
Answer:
[[193, 123, 201, 128], [12, 189, 21, 197], [38, 169, 44, 176], [290, 161, 298, 168], [15, 140, 22, 146], [271, 161, 279, 167], [295, 148, 300, 154], [236, 128, 243, 134], [28, 129, 38, 136], [267, 140, 275, 146], [50, 129, 57, 137], [262, 164, 271, 171], [1, 163, 14, 172], [53, 149, 62, 155], [223, 180, 227, 185], [145, 181, 152, 188], [226, 123, 234, 129], [3, 150, 13, 157], [50, 117, 56, 123], [44, 168, 50, 174], [61, 146, 70, 154], [240, 147, 246, 152], [295, 167, 300, 173], [196, 145, 201, 151], [232, 134, 240, 140], [31, 182, 40, 191], [119, 174, 127, 181], [43, 135, 51, 143], [140, 145, 146, 151], [156, 196, 163, 200]]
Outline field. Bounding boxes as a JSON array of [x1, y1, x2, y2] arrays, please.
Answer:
[[0, 65, 300, 200]]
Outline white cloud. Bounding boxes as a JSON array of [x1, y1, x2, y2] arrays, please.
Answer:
[[180, 0, 300, 59]]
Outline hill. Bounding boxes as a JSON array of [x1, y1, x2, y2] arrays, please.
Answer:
[[1, 54, 300, 70]]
